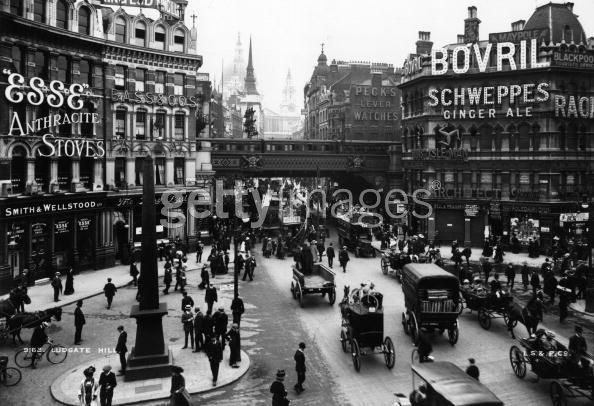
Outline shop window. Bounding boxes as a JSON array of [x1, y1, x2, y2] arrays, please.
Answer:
[[114, 158, 126, 187], [174, 113, 185, 140], [134, 21, 146, 46], [10, 146, 27, 194], [135, 158, 144, 186], [80, 102, 94, 137], [174, 73, 185, 96], [155, 71, 165, 94], [93, 65, 103, 88], [154, 25, 166, 50], [80, 157, 93, 189], [56, 0, 68, 30], [57, 157, 72, 191], [518, 124, 530, 150], [78, 6, 91, 35], [34, 0, 46, 23], [135, 110, 146, 140], [479, 125, 492, 151], [57, 55, 70, 84], [34, 51, 48, 79], [78, 60, 91, 86], [115, 17, 126, 43], [154, 158, 165, 185], [10, 0, 23, 16], [115, 108, 127, 139], [34, 154, 51, 192], [135, 69, 146, 92], [174, 158, 185, 185], [153, 111, 166, 140], [114, 65, 126, 89]]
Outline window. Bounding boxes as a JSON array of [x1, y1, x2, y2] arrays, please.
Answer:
[[114, 66, 125, 89], [155, 71, 165, 94], [135, 21, 146, 46], [34, 0, 46, 23], [34, 155, 51, 192], [79, 103, 94, 137], [57, 55, 70, 83], [155, 158, 165, 185], [173, 29, 185, 52], [58, 108, 72, 136], [78, 6, 91, 35], [115, 17, 126, 43], [35, 104, 49, 136], [114, 158, 126, 187], [10, 146, 26, 194], [57, 157, 72, 191], [155, 25, 166, 50], [174, 113, 185, 140], [174, 158, 185, 185], [79, 157, 93, 189], [10, 0, 22, 16], [56, 0, 68, 30], [567, 124, 578, 150], [11, 46, 22, 74], [135, 158, 144, 186], [135, 69, 146, 92], [115, 108, 127, 139], [174, 74, 184, 95], [34, 51, 48, 79], [154, 111, 166, 139], [479, 126, 492, 151], [93, 65, 103, 88], [135, 110, 146, 140], [518, 124, 530, 150], [78, 60, 91, 86]]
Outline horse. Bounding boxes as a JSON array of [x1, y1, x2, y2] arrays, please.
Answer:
[[505, 299, 542, 339], [7, 307, 63, 345], [0, 288, 31, 319]]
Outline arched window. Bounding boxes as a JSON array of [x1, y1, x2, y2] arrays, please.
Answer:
[[173, 29, 185, 52], [10, 146, 27, 194], [11, 46, 22, 73], [34, 151, 51, 192], [57, 55, 70, 83], [34, 0, 46, 23], [154, 25, 166, 50], [78, 59, 91, 86], [78, 6, 91, 35], [174, 112, 185, 140], [56, 0, 69, 30], [115, 108, 127, 139], [479, 125, 492, 151], [135, 109, 146, 140], [10, 0, 23, 16], [57, 157, 72, 191], [153, 110, 166, 140], [115, 17, 127, 43], [134, 21, 146, 46], [518, 124, 530, 150]]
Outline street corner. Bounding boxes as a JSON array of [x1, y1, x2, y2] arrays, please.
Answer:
[[50, 345, 250, 406]]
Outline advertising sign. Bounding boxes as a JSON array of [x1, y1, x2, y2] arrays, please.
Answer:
[[78, 217, 91, 232], [99, 0, 178, 15], [464, 204, 480, 217], [54, 220, 70, 234], [488, 29, 549, 43], [559, 212, 589, 224], [552, 50, 594, 69]]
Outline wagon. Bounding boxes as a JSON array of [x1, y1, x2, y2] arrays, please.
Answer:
[[459, 285, 516, 330], [401, 263, 460, 345], [339, 286, 395, 372], [380, 251, 411, 282], [509, 338, 593, 405], [290, 263, 336, 307]]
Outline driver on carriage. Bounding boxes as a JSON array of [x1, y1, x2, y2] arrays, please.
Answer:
[[472, 276, 484, 292], [357, 282, 383, 310], [462, 279, 471, 290]]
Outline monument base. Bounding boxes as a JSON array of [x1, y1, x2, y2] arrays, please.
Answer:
[[125, 348, 173, 381]]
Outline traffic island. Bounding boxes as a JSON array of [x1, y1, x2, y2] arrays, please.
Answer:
[[50, 345, 250, 405]]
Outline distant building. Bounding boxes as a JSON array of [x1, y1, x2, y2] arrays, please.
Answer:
[[235, 37, 264, 137], [264, 70, 303, 138], [223, 33, 246, 100]]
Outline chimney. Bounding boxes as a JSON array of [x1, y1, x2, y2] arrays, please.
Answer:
[[464, 6, 481, 43], [565, 2, 574, 12], [416, 31, 433, 55], [457, 35, 465, 44], [511, 20, 525, 32]]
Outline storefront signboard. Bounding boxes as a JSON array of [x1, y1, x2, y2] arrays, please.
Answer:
[[54, 220, 70, 234], [2, 199, 102, 218], [488, 29, 549, 43], [552, 50, 594, 69], [282, 216, 301, 225], [464, 204, 480, 217], [502, 204, 550, 214], [78, 218, 91, 232], [559, 212, 589, 224]]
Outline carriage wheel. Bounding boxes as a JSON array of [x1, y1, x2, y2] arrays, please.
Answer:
[[402, 312, 410, 335], [478, 309, 492, 330], [2, 366, 22, 386], [410, 313, 419, 344], [291, 282, 296, 299], [383, 337, 395, 369], [340, 329, 348, 353], [328, 288, 336, 305], [448, 324, 459, 345], [351, 339, 361, 372], [381, 258, 389, 275], [14, 348, 32, 368], [296, 284, 303, 308], [47, 345, 67, 364], [550, 381, 567, 406], [509, 345, 527, 378], [502, 313, 518, 328]]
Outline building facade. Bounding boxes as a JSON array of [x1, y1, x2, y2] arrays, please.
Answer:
[[399, 3, 594, 252]]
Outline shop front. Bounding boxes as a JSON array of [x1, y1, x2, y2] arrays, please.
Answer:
[[427, 201, 486, 246]]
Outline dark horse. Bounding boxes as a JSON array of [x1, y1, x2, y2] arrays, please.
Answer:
[[505, 297, 542, 339], [0, 288, 31, 318], [7, 307, 63, 345]]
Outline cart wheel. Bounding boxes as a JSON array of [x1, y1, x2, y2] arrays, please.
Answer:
[[340, 329, 348, 353], [383, 337, 395, 369], [448, 324, 459, 345], [478, 308, 492, 330], [509, 345, 527, 378], [351, 339, 361, 372], [550, 381, 567, 406], [402, 312, 410, 335], [410, 313, 419, 344], [3, 366, 22, 386], [296, 284, 303, 308], [291, 282, 296, 299], [328, 288, 336, 305], [381, 259, 388, 275]]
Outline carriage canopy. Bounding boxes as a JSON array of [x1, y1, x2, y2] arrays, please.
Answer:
[[402, 264, 459, 292]]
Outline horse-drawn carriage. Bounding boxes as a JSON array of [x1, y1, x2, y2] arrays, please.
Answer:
[[401, 264, 460, 345], [380, 251, 411, 281], [510, 336, 593, 405], [291, 263, 336, 307], [339, 284, 395, 372], [459, 283, 516, 330]]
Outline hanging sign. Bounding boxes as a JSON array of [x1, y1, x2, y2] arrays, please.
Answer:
[[78, 217, 91, 232], [54, 220, 70, 234]]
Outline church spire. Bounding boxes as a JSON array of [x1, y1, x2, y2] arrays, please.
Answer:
[[244, 36, 259, 95]]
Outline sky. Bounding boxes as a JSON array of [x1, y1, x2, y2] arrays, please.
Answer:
[[139, 0, 594, 111]]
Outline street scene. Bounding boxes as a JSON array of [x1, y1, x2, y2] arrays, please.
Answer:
[[1, 1, 594, 406]]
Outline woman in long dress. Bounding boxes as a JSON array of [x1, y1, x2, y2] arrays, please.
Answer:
[[64, 268, 75, 295], [170, 366, 190, 406], [78, 366, 98, 406]]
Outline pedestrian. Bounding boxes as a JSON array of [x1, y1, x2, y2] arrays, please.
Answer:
[[193, 307, 204, 353], [505, 264, 516, 289], [203, 310, 214, 344], [179, 266, 188, 293], [64, 267, 75, 295], [568, 325, 587, 363], [130, 262, 139, 286], [115, 326, 127, 376], [466, 358, 480, 381], [544, 271, 558, 304], [213, 307, 228, 350], [316, 240, 324, 262], [226, 323, 241, 368], [224, 251, 230, 272], [339, 246, 350, 273], [205, 284, 218, 314], [198, 265, 209, 290], [489, 273, 502, 294], [530, 270, 541, 296], [294, 342, 306, 394], [78, 366, 98, 406], [270, 369, 289, 406], [206, 336, 223, 386], [181, 305, 194, 350], [181, 291, 194, 312], [482, 259, 492, 284], [51, 272, 63, 302], [558, 285, 571, 323], [103, 278, 117, 309], [98, 365, 117, 406], [196, 242, 203, 263], [521, 263, 530, 291], [231, 295, 245, 327], [169, 366, 190, 406], [326, 242, 335, 268], [163, 266, 172, 295], [74, 300, 85, 345], [174, 264, 182, 292]]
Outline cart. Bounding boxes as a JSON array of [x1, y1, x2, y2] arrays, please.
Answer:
[[339, 286, 395, 372], [459, 285, 516, 330], [401, 263, 460, 345], [380, 251, 411, 282], [509, 338, 593, 405], [291, 263, 336, 307]]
